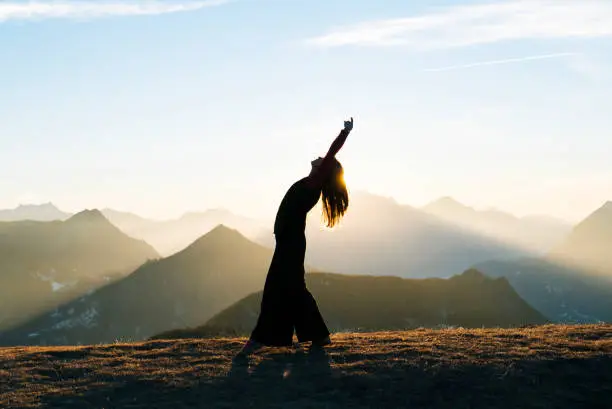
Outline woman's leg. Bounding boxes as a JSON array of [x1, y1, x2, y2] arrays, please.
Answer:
[[294, 285, 331, 344], [249, 289, 294, 346], [248, 238, 296, 347]]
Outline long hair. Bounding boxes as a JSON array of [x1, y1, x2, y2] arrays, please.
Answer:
[[321, 159, 349, 228]]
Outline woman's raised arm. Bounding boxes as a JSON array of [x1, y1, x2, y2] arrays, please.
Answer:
[[326, 117, 353, 158], [307, 117, 354, 187]]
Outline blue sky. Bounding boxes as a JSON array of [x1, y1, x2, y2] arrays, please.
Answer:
[[0, 0, 610, 222]]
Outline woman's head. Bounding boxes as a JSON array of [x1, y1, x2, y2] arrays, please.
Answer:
[[320, 158, 349, 228]]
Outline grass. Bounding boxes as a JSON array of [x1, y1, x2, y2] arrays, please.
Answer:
[[1, 324, 611, 408]]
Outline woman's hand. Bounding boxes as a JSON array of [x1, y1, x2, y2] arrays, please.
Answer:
[[308, 117, 354, 187], [344, 117, 354, 133]]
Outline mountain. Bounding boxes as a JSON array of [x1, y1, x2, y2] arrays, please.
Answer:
[[549, 201, 612, 276], [100, 208, 150, 231], [102, 208, 269, 256], [0, 205, 268, 256], [0, 210, 159, 331], [156, 269, 547, 339], [475, 258, 612, 323], [259, 191, 532, 279], [473, 201, 612, 323], [0, 225, 273, 346], [0, 203, 71, 222], [423, 197, 571, 254]]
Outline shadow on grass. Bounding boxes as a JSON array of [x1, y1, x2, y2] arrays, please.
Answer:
[[38, 347, 334, 409], [38, 350, 611, 409]]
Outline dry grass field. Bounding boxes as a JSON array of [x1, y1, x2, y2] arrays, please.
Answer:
[[2, 324, 611, 408]]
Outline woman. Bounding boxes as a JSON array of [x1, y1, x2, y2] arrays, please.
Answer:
[[240, 117, 354, 354]]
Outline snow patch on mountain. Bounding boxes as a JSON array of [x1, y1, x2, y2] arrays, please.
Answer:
[[51, 306, 99, 330]]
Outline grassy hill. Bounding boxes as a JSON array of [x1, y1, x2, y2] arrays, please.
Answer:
[[1, 324, 610, 408], [155, 269, 547, 340]]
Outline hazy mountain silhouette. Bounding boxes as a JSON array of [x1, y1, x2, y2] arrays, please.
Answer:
[[100, 208, 150, 230], [0, 225, 273, 346], [155, 269, 547, 339], [548, 201, 612, 276], [0, 204, 268, 257], [0, 203, 71, 222], [102, 208, 269, 256], [475, 201, 612, 323], [475, 258, 612, 323], [0, 210, 159, 331], [254, 191, 533, 279], [423, 196, 571, 254]]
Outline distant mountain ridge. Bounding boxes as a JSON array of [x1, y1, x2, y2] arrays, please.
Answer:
[[101, 208, 269, 256], [0, 203, 71, 222], [423, 196, 571, 254], [0, 210, 159, 331], [549, 201, 612, 276], [288, 191, 533, 279], [1, 196, 572, 263], [0, 203, 270, 257]]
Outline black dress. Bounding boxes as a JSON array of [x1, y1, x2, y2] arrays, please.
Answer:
[[249, 177, 331, 346]]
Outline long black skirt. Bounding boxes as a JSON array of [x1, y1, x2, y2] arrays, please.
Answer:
[[249, 232, 330, 346]]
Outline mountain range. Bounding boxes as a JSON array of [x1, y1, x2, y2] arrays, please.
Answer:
[[0, 203, 268, 256], [0, 210, 158, 331], [291, 192, 534, 278], [0, 195, 572, 269], [0, 226, 549, 347], [422, 196, 571, 254], [0, 226, 272, 346], [100, 208, 269, 256], [0, 203, 71, 222], [1, 196, 610, 346], [475, 201, 612, 323]]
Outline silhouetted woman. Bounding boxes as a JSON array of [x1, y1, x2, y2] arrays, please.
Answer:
[[240, 117, 354, 354]]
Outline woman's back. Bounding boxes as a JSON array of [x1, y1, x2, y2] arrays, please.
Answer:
[[273, 177, 321, 235]]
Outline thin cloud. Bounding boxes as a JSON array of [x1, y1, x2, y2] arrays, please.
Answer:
[[0, 1, 229, 22], [424, 53, 578, 72], [307, 0, 612, 49]]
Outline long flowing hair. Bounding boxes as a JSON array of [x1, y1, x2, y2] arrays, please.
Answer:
[[321, 159, 349, 228]]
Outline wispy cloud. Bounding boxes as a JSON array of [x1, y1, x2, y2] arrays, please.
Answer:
[[0, 1, 228, 22], [424, 52, 578, 72], [307, 0, 612, 49]]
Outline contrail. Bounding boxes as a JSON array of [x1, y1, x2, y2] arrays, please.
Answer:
[[424, 53, 578, 72]]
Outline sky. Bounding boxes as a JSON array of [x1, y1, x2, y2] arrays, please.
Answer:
[[0, 0, 611, 223]]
